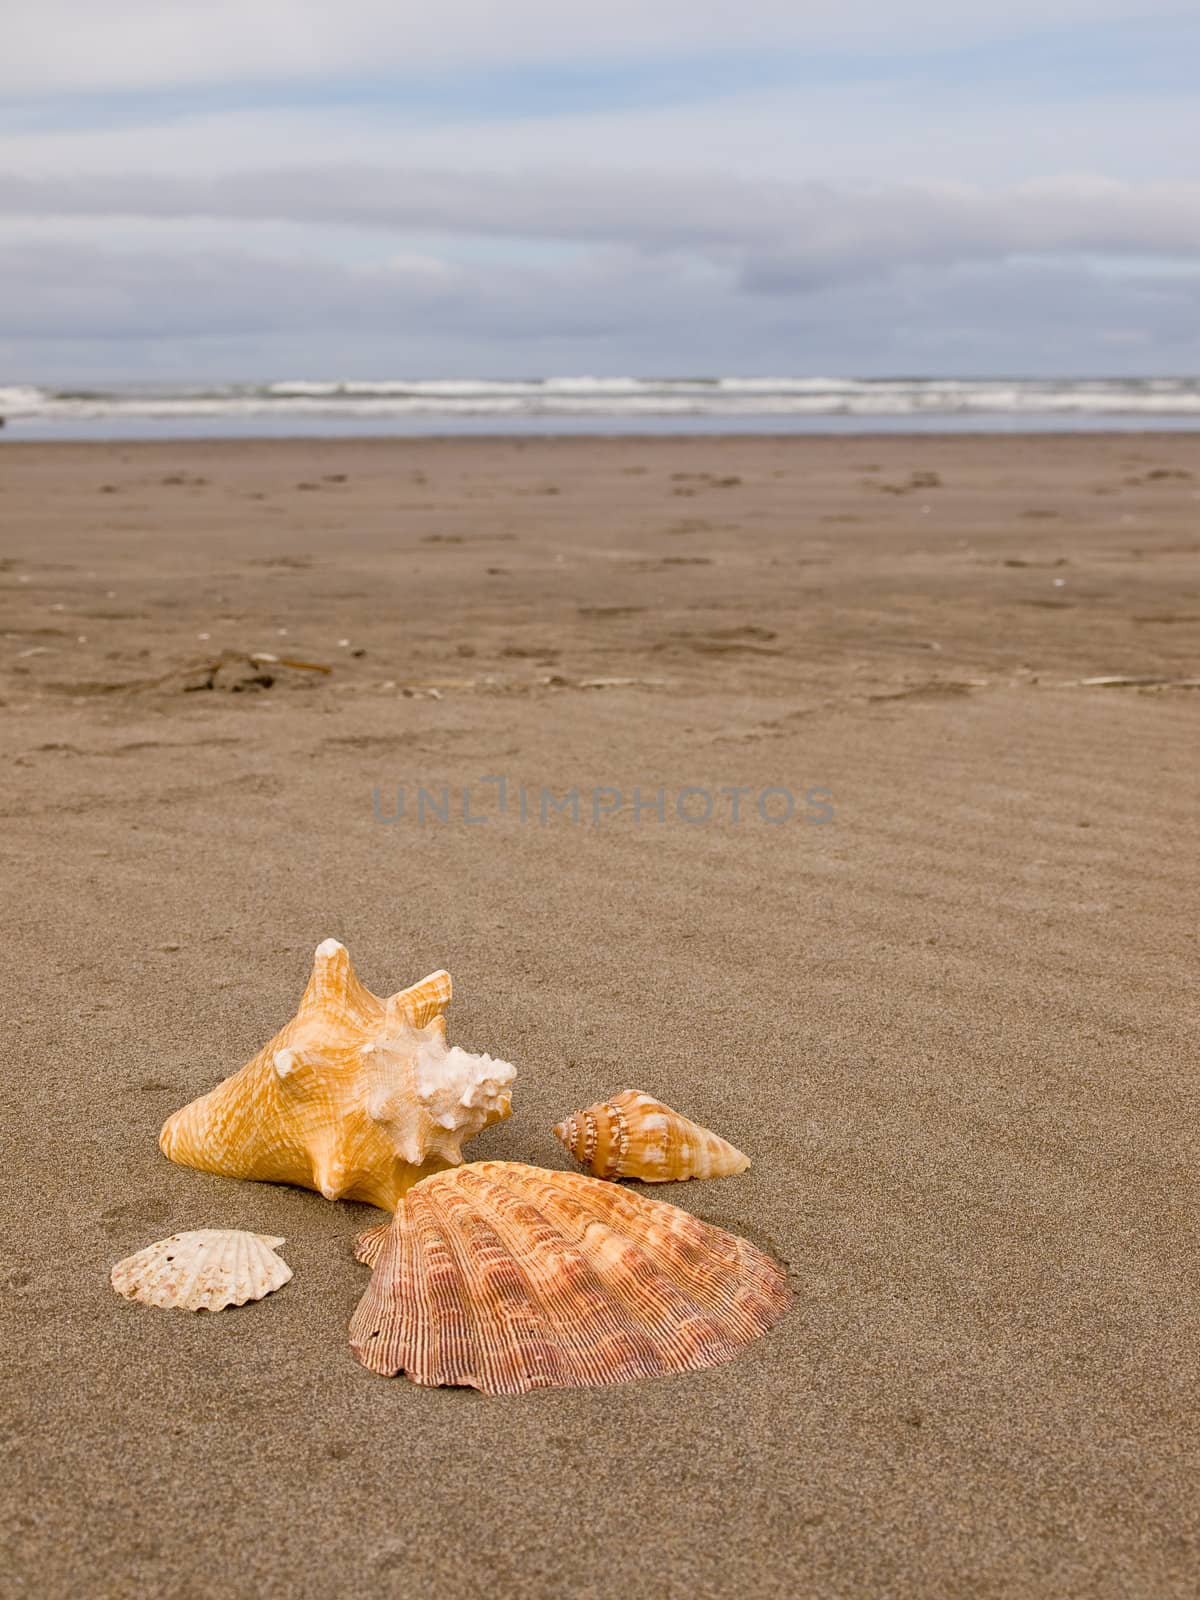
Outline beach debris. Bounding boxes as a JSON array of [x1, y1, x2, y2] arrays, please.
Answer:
[[553, 1090, 750, 1183], [269, 656, 331, 674], [578, 676, 669, 690], [536, 673, 668, 691], [180, 650, 331, 692], [395, 677, 478, 695], [349, 1161, 787, 1393], [111, 1230, 291, 1312], [1075, 675, 1200, 689], [160, 940, 515, 1211]]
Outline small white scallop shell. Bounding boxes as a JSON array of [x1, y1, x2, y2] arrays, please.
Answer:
[[110, 1229, 292, 1312]]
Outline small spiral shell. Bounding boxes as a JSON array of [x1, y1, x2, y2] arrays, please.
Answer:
[[553, 1090, 750, 1182]]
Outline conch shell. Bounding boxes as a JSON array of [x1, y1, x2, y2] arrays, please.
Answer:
[[160, 939, 516, 1210], [111, 1230, 292, 1312], [350, 1161, 787, 1393], [553, 1089, 750, 1182]]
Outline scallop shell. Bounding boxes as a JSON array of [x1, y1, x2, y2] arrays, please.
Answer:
[[110, 1230, 292, 1312], [349, 1161, 788, 1393], [160, 940, 516, 1211], [553, 1089, 750, 1182]]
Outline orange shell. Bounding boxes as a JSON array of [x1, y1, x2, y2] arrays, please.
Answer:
[[553, 1089, 750, 1182], [349, 1160, 788, 1393], [159, 940, 515, 1211]]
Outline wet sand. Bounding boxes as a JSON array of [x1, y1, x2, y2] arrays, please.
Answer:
[[1, 433, 1197, 1598]]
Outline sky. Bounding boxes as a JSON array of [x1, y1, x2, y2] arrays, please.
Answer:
[[2, 1, 1199, 380]]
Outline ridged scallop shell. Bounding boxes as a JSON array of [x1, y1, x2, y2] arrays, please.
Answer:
[[160, 940, 516, 1211], [111, 1230, 292, 1312], [349, 1161, 787, 1393], [553, 1090, 750, 1182]]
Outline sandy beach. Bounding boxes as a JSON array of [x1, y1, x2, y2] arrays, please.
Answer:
[[1, 432, 1197, 1598]]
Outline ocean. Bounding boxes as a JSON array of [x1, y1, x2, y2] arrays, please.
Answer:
[[4, 376, 1200, 440]]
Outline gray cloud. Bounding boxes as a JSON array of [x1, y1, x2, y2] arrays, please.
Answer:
[[0, 237, 698, 344], [1, 231, 1196, 379], [6, 1, 1186, 95], [3, 170, 1200, 293]]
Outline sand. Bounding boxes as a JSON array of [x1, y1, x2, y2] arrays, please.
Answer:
[[1, 432, 1197, 1599]]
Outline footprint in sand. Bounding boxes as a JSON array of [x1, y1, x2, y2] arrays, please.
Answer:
[[372, 1544, 407, 1574], [662, 627, 780, 656], [711, 625, 777, 641], [100, 1198, 172, 1231]]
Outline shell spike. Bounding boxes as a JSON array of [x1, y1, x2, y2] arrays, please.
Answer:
[[385, 969, 452, 1031], [299, 938, 378, 1019], [308, 1137, 347, 1201]]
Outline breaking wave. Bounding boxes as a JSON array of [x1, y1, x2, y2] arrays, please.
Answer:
[[4, 376, 1200, 432]]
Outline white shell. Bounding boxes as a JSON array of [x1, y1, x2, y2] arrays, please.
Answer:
[[110, 1230, 292, 1312]]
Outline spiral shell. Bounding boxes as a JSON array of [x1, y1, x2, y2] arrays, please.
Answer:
[[349, 1161, 787, 1393], [160, 939, 516, 1211], [553, 1089, 750, 1182], [110, 1230, 292, 1312]]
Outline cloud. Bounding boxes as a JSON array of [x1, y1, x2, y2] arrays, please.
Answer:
[[0, 235, 684, 344], [3, 169, 1200, 288], [6, 1, 1193, 95], [3, 5, 1197, 378], [1, 229, 1196, 381], [4, 19, 1197, 201]]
